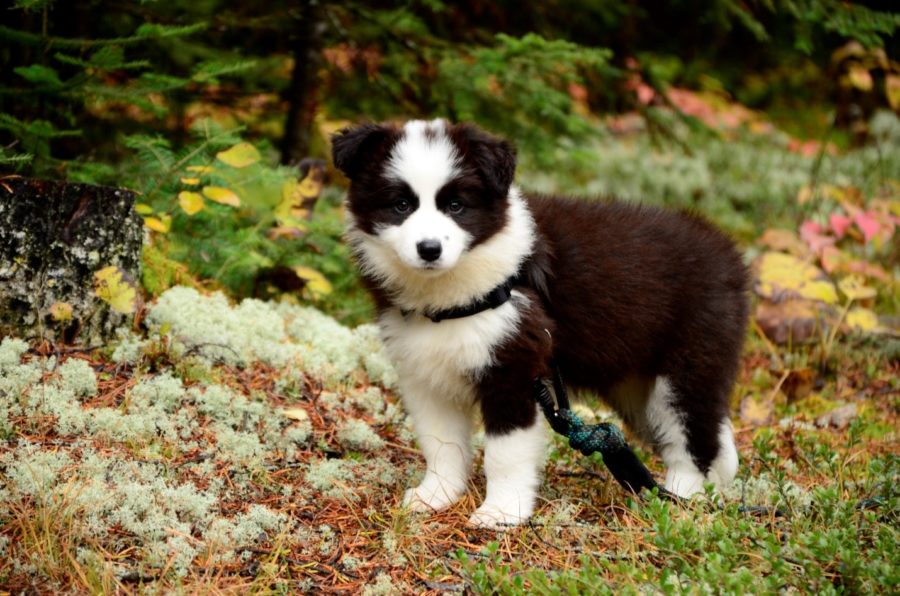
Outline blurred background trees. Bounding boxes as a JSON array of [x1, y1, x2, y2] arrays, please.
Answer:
[[1, 0, 898, 324]]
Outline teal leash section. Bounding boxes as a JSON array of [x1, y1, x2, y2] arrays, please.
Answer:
[[556, 409, 627, 455], [534, 364, 676, 499]]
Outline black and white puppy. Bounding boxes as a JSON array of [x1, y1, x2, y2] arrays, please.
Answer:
[[332, 119, 749, 528]]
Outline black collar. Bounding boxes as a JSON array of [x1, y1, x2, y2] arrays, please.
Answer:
[[403, 277, 516, 323]]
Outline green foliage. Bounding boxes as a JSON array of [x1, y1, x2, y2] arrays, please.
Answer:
[[435, 34, 613, 165]]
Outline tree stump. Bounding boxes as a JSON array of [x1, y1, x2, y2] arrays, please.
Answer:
[[0, 177, 143, 344]]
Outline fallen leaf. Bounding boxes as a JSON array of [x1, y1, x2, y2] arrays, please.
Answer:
[[134, 203, 154, 215], [93, 266, 138, 314], [180, 177, 201, 185], [853, 211, 881, 244], [838, 275, 876, 301], [49, 302, 73, 322], [829, 213, 852, 238], [282, 407, 309, 422], [216, 142, 261, 168], [799, 220, 835, 255], [755, 299, 820, 344], [846, 307, 878, 332], [740, 395, 773, 427], [186, 165, 213, 174], [202, 186, 241, 207], [759, 228, 807, 255], [755, 252, 837, 304], [778, 368, 816, 402]]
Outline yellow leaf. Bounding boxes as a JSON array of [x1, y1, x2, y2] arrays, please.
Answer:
[[186, 165, 213, 173], [756, 252, 837, 304], [847, 65, 873, 91], [178, 191, 205, 216], [294, 266, 332, 297], [886, 74, 900, 111], [298, 173, 322, 199], [202, 186, 241, 207], [846, 307, 878, 332], [800, 280, 838, 304], [144, 215, 171, 233], [216, 142, 261, 168], [49, 302, 73, 322], [134, 203, 154, 215], [180, 177, 201, 185], [281, 407, 309, 422], [93, 266, 138, 314], [838, 275, 877, 301]]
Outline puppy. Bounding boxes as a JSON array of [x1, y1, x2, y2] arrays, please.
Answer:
[[332, 119, 748, 528]]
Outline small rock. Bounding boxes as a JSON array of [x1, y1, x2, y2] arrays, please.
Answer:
[[815, 403, 858, 429]]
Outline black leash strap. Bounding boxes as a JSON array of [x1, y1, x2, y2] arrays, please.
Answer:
[[534, 364, 674, 497]]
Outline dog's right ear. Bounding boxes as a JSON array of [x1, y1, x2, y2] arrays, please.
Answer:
[[331, 123, 395, 181]]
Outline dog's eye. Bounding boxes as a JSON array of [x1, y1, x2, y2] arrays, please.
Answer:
[[447, 200, 465, 214], [393, 199, 411, 214]]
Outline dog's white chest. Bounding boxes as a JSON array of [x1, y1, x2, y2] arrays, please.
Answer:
[[378, 298, 523, 402]]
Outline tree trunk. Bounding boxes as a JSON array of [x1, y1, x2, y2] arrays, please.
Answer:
[[280, 0, 325, 166], [0, 177, 142, 344]]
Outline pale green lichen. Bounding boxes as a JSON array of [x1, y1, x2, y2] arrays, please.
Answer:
[[722, 472, 813, 511], [56, 358, 97, 398], [110, 328, 147, 364], [143, 287, 397, 389], [336, 418, 385, 452], [1, 442, 73, 497], [353, 324, 398, 388], [147, 287, 300, 367], [0, 337, 29, 371], [305, 458, 355, 497]]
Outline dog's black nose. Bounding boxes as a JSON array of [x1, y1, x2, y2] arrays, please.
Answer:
[[416, 239, 442, 262]]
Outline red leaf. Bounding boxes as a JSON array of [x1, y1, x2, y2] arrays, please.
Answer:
[[853, 211, 880, 244], [800, 220, 835, 255], [829, 213, 852, 238]]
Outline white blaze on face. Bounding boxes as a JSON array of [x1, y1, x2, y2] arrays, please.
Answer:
[[380, 119, 471, 271]]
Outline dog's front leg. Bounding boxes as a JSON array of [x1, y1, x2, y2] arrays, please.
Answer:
[[401, 382, 474, 513], [470, 410, 546, 529]]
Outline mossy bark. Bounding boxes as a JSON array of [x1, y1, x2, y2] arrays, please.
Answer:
[[0, 177, 142, 344]]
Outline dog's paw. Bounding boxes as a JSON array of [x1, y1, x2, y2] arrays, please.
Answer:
[[402, 485, 459, 513], [664, 465, 707, 498], [468, 503, 529, 529]]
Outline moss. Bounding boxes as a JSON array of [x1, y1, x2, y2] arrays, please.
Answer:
[[140, 242, 197, 297]]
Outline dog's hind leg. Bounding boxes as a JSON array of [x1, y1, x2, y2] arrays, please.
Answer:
[[401, 382, 474, 513], [644, 376, 739, 498]]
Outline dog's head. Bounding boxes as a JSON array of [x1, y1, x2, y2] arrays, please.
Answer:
[[332, 119, 516, 274]]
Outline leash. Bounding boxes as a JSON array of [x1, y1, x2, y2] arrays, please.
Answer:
[[534, 363, 676, 498]]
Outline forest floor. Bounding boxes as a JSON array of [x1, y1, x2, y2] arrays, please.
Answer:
[[0, 284, 897, 595]]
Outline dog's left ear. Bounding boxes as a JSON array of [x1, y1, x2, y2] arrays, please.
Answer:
[[451, 124, 517, 197]]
